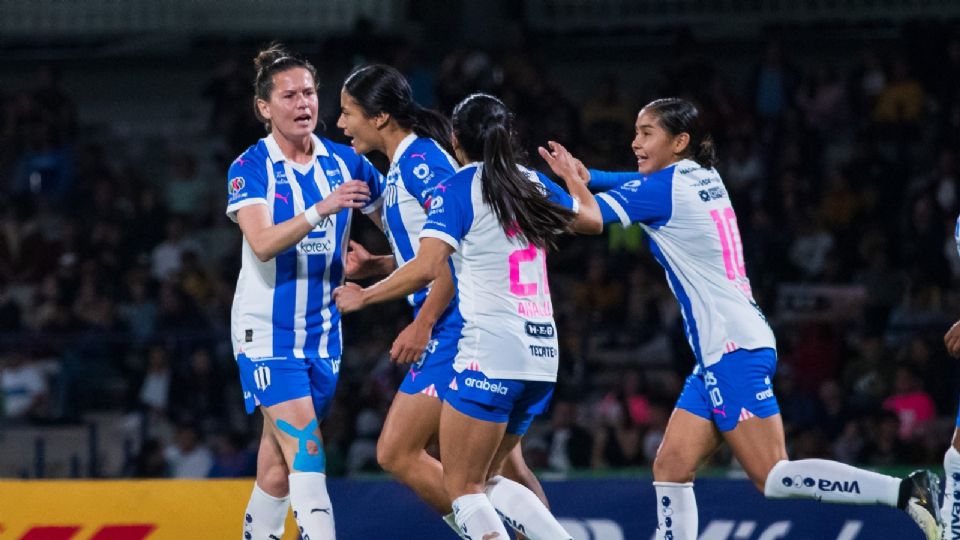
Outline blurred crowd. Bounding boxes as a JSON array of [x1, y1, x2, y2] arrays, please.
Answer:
[[3, 23, 960, 479]]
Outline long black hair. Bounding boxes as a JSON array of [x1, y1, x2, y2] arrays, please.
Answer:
[[343, 64, 454, 157], [252, 42, 319, 132], [452, 93, 575, 250], [643, 98, 717, 168]]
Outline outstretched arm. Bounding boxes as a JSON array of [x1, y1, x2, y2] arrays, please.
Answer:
[[334, 238, 454, 313], [538, 141, 603, 235], [390, 261, 455, 365]]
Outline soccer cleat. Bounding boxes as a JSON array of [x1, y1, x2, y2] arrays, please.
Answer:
[[897, 470, 943, 540]]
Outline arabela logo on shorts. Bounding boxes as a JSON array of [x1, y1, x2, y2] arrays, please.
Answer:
[[464, 377, 508, 395]]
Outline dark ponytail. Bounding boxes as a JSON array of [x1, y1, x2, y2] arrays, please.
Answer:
[[252, 42, 319, 132], [343, 64, 454, 156], [643, 97, 717, 168], [453, 93, 575, 250]]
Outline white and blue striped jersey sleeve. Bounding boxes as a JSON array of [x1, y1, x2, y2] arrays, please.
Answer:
[[326, 140, 385, 215], [225, 146, 269, 222], [419, 174, 474, 250], [594, 165, 674, 228], [587, 169, 642, 191]]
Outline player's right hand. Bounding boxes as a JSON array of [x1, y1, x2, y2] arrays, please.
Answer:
[[945, 320, 960, 358], [345, 240, 374, 279], [538, 140, 590, 184], [315, 180, 370, 216]]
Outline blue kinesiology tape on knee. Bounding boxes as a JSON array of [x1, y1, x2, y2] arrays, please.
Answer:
[[276, 418, 325, 472]]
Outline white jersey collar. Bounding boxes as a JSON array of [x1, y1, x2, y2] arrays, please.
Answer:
[[265, 133, 329, 164], [391, 133, 418, 167]]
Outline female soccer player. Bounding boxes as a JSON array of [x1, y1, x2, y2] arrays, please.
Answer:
[[940, 215, 960, 539], [336, 64, 552, 538], [543, 97, 943, 540], [226, 44, 383, 540], [335, 93, 602, 539]]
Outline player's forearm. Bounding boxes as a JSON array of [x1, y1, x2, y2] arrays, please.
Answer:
[[244, 212, 316, 262], [559, 170, 604, 235], [361, 257, 436, 307], [587, 169, 642, 191], [412, 261, 454, 328]]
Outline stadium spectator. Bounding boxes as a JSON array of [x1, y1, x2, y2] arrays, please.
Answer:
[[0, 349, 48, 422]]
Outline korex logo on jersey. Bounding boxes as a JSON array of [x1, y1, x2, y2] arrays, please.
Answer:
[[463, 377, 509, 395], [524, 321, 556, 338], [297, 238, 334, 255]]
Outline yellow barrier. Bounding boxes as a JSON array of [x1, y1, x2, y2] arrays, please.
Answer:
[[0, 480, 299, 539]]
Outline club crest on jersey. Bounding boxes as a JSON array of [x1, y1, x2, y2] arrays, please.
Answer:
[[429, 195, 444, 210], [229, 177, 245, 195]]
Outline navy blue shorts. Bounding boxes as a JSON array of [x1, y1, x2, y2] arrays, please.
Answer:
[[675, 348, 779, 432], [398, 324, 459, 400], [236, 353, 340, 420], [444, 369, 554, 436]]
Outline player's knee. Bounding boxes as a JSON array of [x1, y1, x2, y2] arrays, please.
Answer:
[[259, 461, 289, 496], [652, 447, 697, 483], [376, 438, 406, 475]]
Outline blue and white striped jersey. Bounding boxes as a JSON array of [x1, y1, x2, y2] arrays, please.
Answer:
[[592, 159, 776, 369], [226, 133, 383, 359], [382, 133, 461, 328], [420, 163, 578, 382]]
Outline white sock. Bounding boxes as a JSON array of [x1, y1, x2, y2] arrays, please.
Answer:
[[764, 459, 900, 506], [243, 483, 289, 540], [653, 482, 697, 540], [289, 472, 335, 539], [444, 512, 466, 539], [484, 475, 570, 540], [942, 447, 960, 539], [452, 493, 509, 540]]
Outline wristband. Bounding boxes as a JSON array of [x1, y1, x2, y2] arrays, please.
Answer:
[[304, 205, 322, 226]]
